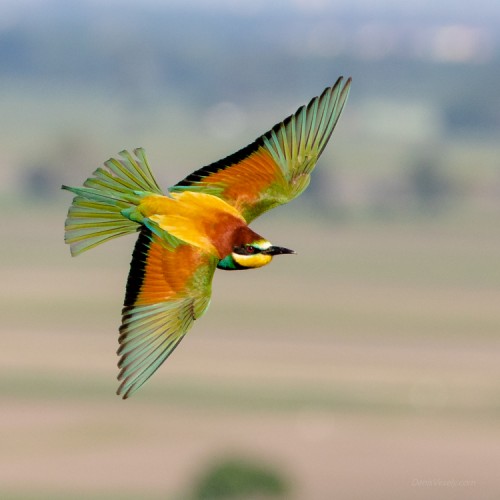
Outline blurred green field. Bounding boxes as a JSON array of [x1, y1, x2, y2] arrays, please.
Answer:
[[1, 202, 499, 499]]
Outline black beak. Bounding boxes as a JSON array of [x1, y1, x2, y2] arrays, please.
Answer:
[[263, 246, 296, 256]]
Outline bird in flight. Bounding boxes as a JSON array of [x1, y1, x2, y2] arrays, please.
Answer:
[[63, 77, 351, 398]]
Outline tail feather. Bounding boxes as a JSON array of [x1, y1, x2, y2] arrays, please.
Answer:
[[63, 148, 163, 256]]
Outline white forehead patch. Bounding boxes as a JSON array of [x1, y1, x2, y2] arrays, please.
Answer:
[[255, 240, 272, 250]]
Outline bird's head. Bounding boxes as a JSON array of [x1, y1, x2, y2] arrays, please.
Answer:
[[217, 239, 296, 270]]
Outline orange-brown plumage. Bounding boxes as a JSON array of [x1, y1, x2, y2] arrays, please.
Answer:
[[198, 147, 286, 214], [132, 239, 205, 306]]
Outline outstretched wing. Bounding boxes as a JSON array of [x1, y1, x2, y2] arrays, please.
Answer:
[[117, 227, 217, 398], [171, 77, 351, 222]]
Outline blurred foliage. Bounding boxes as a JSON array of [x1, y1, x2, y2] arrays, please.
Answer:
[[408, 152, 453, 213], [191, 457, 289, 500]]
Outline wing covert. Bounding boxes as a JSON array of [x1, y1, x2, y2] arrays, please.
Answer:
[[171, 77, 351, 222]]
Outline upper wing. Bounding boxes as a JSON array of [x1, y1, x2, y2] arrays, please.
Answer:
[[117, 227, 217, 398], [171, 77, 351, 222]]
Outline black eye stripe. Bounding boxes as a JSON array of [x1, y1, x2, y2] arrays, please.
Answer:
[[233, 245, 261, 255]]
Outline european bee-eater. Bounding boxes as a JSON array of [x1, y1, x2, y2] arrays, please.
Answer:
[[63, 77, 351, 398]]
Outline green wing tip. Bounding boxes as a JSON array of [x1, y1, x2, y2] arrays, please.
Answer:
[[338, 76, 352, 102], [328, 76, 352, 95], [116, 378, 132, 399], [342, 76, 352, 93], [117, 388, 130, 400]]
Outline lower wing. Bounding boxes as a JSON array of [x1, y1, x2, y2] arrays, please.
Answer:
[[117, 228, 217, 398]]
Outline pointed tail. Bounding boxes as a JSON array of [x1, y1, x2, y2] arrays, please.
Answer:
[[63, 148, 163, 256]]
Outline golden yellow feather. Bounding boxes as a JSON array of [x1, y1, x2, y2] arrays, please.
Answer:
[[140, 191, 246, 257]]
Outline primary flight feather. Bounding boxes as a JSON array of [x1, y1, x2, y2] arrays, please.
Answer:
[[63, 77, 352, 398]]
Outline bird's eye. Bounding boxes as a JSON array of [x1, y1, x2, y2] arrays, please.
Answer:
[[233, 245, 260, 255]]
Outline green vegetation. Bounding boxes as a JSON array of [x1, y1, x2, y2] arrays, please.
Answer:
[[192, 458, 288, 499]]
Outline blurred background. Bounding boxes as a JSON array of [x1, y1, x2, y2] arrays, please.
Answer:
[[1, 0, 500, 498]]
